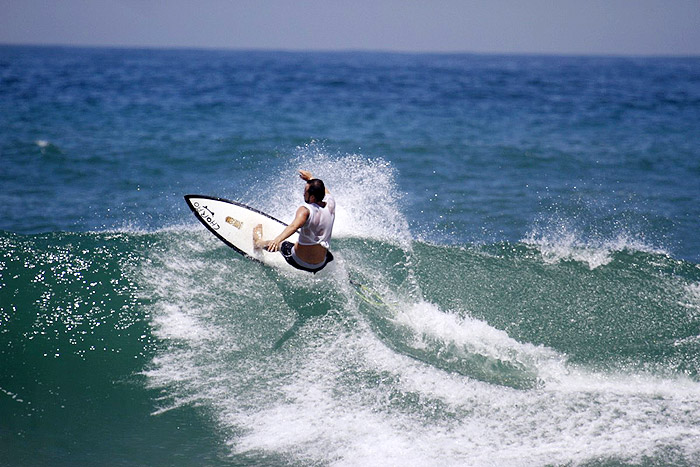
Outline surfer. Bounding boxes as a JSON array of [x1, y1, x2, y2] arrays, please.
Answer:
[[253, 170, 335, 273]]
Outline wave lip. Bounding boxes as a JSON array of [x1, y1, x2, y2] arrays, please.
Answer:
[[353, 280, 556, 390], [523, 226, 668, 269]]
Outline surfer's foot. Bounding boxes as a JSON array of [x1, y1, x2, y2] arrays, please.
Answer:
[[253, 224, 265, 249]]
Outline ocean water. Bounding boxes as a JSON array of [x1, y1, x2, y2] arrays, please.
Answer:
[[1, 45, 699, 466]]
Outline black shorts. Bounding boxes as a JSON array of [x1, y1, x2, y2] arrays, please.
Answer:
[[280, 241, 334, 274]]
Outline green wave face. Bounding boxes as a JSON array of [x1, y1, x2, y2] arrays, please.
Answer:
[[409, 240, 700, 377]]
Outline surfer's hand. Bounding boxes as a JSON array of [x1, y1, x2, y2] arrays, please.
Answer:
[[299, 170, 313, 181], [267, 237, 281, 252]]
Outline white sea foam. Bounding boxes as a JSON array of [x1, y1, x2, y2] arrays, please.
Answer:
[[34, 139, 60, 155], [683, 282, 700, 307], [151, 304, 212, 342], [143, 283, 700, 465], [250, 142, 412, 247], [354, 291, 562, 391], [678, 283, 700, 333], [393, 300, 555, 365], [523, 224, 667, 269], [219, 319, 700, 466]]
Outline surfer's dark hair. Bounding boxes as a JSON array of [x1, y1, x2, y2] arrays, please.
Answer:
[[307, 179, 325, 202]]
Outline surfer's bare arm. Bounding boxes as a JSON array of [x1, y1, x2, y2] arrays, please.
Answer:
[[299, 170, 330, 194], [264, 206, 309, 252], [299, 170, 313, 182]]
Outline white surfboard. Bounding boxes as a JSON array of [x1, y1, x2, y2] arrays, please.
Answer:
[[184, 195, 299, 270]]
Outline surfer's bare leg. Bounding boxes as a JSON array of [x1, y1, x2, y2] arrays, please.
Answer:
[[253, 224, 270, 250]]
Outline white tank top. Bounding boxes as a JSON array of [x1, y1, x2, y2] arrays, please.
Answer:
[[298, 194, 335, 249]]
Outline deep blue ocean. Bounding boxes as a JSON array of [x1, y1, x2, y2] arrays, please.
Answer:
[[1, 45, 699, 466]]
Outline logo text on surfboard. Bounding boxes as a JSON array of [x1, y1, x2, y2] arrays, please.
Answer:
[[225, 216, 243, 229], [192, 201, 220, 230]]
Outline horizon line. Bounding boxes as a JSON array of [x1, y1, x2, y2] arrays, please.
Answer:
[[2, 41, 699, 60]]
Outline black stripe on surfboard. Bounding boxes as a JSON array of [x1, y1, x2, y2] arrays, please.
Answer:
[[184, 194, 289, 261]]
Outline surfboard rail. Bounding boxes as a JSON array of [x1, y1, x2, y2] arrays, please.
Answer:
[[184, 194, 302, 271]]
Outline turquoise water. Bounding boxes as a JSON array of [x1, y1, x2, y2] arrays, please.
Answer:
[[1, 46, 699, 465]]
